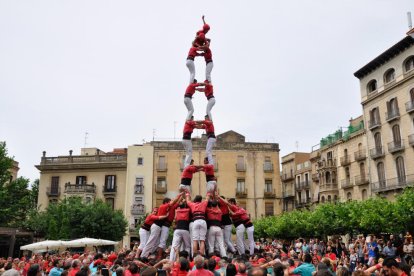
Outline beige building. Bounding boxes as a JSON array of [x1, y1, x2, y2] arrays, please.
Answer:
[[280, 152, 310, 211], [354, 33, 414, 199], [294, 159, 312, 209], [10, 161, 19, 181], [151, 131, 281, 219]]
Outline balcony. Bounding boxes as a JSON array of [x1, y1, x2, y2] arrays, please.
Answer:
[[341, 179, 353, 189], [387, 140, 405, 154], [371, 174, 414, 193], [312, 173, 319, 182], [295, 198, 312, 208], [282, 190, 295, 198], [319, 182, 338, 192], [64, 183, 96, 194], [155, 183, 167, 193], [409, 134, 414, 147], [38, 154, 127, 169], [281, 172, 294, 181], [340, 155, 351, 166], [235, 188, 248, 198], [368, 119, 381, 131], [385, 109, 400, 122], [156, 163, 168, 172], [103, 185, 117, 195], [264, 188, 276, 198], [370, 146, 385, 159], [355, 175, 369, 186], [263, 163, 274, 173], [134, 185, 144, 194], [354, 149, 367, 161], [46, 186, 61, 197], [131, 204, 145, 215], [318, 159, 337, 169], [295, 181, 311, 191], [405, 100, 414, 113], [236, 163, 246, 172]]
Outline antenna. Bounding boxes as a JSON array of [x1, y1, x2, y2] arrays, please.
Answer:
[[295, 141, 299, 151], [152, 129, 156, 141], [408, 12, 412, 29], [84, 132, 89, 147]]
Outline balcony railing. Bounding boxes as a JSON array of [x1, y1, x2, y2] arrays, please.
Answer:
[[263, 163, 274, 173], [264, 188, 276, 198], [236, 163, 246, 172], [131, 204, 145, 215], [319, 182, 338, 192], [41, 154, 127, 165], [235, 188, 248, 198], [282, 190, 295, 198], [409, 134, 414, 147], [295, 198, 312, 208], [341, 179, 353, 189], [134, 185, 144, 194], [103, 185, 117, 194], [295, 181, 311, 190], [318, 159, 337, 169], [156, 163, 168, 172], [355, 175, 369, 186], [155, 183, 167, 193], [64, 183, 96, 194], [340, 155, 351, 166], [354, 149, 367, 161], [385, 109, 400, 122], [368, 119, 381, 130], [387, 140, 405, 154], [405, 100, 414, 113], [371, 174, 414, 193], [281, 173, 294, 181], [312, 173, 319, 182], [46, 186, 61, 197], [370, 146, 385, 159]]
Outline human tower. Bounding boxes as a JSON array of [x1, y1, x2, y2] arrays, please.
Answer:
[[136, 16, 255, 261]]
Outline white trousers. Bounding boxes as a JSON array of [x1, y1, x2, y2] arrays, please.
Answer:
[[189, 222, 194, 256], [186, 60, 195, 83], [158, 225, 170, 249], [236, 224, 246, 255], [223, 224, 235, 253], [246, 225, 255, 255], [141, 224, 161, 257], [208, 226, 227, 257], [182, 139, 192, 168], [169, 229, 191, 261], [206, 61, 214, 82], [192, 219, 207, 241], [206, 181, 217, 193], [206, 98, 216, 121], [206, 137, 216, 165], [184, 97, 194, 121], [138, 228, 150, 250]]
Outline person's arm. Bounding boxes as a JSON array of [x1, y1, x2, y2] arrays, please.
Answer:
[[133, 260, 148, 268], [364, 263, 382, 274], [154, 214, 168, 220], [202, 15, 206, 25], [154, 259, 170, 269], [186, 192, 192, 204], [195, 88, 205, 92], [170, 193, 183, 206]]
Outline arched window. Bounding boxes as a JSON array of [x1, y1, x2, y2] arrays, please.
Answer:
[[334, 195, 338, 202], [332, 171, 336, 183], [347, 192, 352, 201], [321, 196, 325, 203], [377, 162, 386, 187], [360, 162, 366, 178], [326, 172, 331, 183], [362, 189, 367, 200], [370, 107, 381, 125], [345, 167, 350, 180], [384, 68, 395, 83], [387, 98, 399, 116], [374, 132, 382, 150], [327, 195, 332, 202], [367, 80, 377, 93], [410, 88, 414, 102], [404, 56, 414, 72], [392, 124, 401, 143], [358, 143, 363, 151], [396, 156, 406, 184]]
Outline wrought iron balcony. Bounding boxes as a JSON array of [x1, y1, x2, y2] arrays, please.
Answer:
[[236, 163, 246, 172], [385, 109, 400, 122], [155, 183, 167, 193], [235, 188, 248, 198], [341, 179, 353, 189], [319, 182, 338, 192], [295, 181, 311, 190], [354, 149, 367, 161], [263, 188, 276, 198], [103, 185, 117, 195], [340, 155, 351, 166], [318, 159, 337, 169], [368, 119, 381, 130], [281, 172, 294, 181], [354, 175, 369, 186], [295, 198, 312, 208], [282, 190, 295, 198], [131, 204, 145, 215], [263, 163, 274, 173], [387, 140, 405, 154], [405, 100, 414, 113], [46, 186, 61, 197], [64, 183, 96, 194], [371, 174, 414, 193], [370, 146, 385, 159]]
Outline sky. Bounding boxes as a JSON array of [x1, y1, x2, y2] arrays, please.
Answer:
[[1, 0, 413, 182]]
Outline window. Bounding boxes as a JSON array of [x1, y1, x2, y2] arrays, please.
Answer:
[[396, 157, 406, 183], [305, 173, 309, 184], [334, 195, 338, 202], [327, 151, 333, 160], [374, 132, 382, 150], [367, 79, 377, 93], [265, 179, 273, 192], [137, 157, 144, 165], [377, 162, 386, 187], [392, 124, 401, 144], [264, 157, 273, 171], [370, 107, 380, 124], [345, 167, 350, 180], [158, 156, 166, 170], [105, 175, 116, 190], [157, 177, 166, 188], [410, 88, 414, 102], [325, 172, 331, 183], [51, 177, 59, 194], [347, 192, 352, 201], [321, 196, 325, 203], [387, 98, 399, 117], [106, 198, 114, 210], [360, 163, 366, 178], [237, 179, 245, 192], [404, 56, 414, 72], [384, 68, 395, 83], [297, 192, 302, 202], [305, 190, 310, 201], [265, 202, 274, 216], [236, 156, 245, 171], [135, 177, 144, 194], [332, 171, 336, 183], [362, 189, 367, 200], [76, 176, 87, 185], [327, 195, 332, 202]]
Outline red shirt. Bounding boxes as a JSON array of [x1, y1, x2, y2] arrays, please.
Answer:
[[157, 203, 170, 216], [203, 84, 214, 99], [188, 47, 199, 59], [183, 120, 196, 134], [202, 120, 215, 135], [204, 48, 213, 62], [181, 165, 198, 179], [202, 164, 214, 176], [187, 201, 208, 217], [142, 214, 161, 228], [206, 207, 222, 227], [188, 268, 213, 276], [166, 203, 179, 224], [185, 83, 199, 97], [69, 268, 80, 276]]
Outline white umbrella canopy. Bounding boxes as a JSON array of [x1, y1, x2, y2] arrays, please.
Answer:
[[20, 240, 65, 251], [63, 238, 118, 248]]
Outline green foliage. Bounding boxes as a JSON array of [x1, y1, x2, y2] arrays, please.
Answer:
[[26, 197, 128, 241], [254, 189, 414, 239]]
